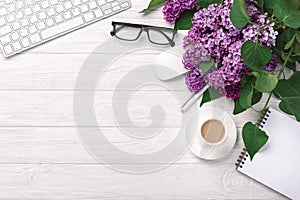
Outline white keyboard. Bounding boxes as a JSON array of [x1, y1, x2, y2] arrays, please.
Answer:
[[0, 0, 131, 57]]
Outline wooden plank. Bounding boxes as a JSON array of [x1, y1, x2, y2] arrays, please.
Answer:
[[0, 126, 246, 164], [0, 91, 282, 127], [0, 163, 286, 199]]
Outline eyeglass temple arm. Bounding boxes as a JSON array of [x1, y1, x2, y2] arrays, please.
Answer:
[[110, 25, 125, 36], [153, 29, 176, 47]]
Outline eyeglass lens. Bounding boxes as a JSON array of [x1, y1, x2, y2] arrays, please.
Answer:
[[147, 28, 175, 45], [114, 24, 142, 41]]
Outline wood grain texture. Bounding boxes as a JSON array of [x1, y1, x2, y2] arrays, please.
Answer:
[[0, 0, 288, 199]]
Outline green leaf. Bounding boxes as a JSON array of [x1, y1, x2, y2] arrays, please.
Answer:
[[279, 96, 300, 121], [290, 0, 300, 9], [286, 61, 296, 71], [140, 0, 165, 13], [252, 89, 263, 106], [252, 71, 278, 93], [239, 80, 254, 109], [200, 58, 214, 73], [241, 40, 272, 70], [242, 122, 269, 160], [174, 9, 195, 30], [274, 72, 300, 121], [233, 99, 246, 115], [263, 0, 276, 14], [276, 28, 298, 50], [196, 0, 223, 8], [200, 87, 221, 107], [256, 0, 264, 12], [274, 71, 300, 98], [233, 89, 262, 115], [296, 34, 300, 44], [230, 0, 250, 28], [284, 34, 296, 50], [273, 0, 300, 29]]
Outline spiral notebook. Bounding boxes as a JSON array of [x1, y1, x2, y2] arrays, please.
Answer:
[[236, 107, 300, 199]]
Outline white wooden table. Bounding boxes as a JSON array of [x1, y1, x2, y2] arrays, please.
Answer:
[[0, 1, 288, 199]]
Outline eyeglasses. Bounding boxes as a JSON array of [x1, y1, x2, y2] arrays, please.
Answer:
[[110, 21, 177, 47]]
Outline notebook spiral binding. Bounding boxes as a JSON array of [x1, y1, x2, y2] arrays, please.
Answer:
[[235, 107, 271, 169]]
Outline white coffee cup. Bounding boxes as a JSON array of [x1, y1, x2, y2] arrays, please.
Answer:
[[195, 112, 228, 157]]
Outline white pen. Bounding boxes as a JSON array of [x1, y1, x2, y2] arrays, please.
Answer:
[[181, 84, 210, 112]]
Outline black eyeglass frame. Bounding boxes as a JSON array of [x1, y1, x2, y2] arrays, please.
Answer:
[[110, 21, 177, 47]]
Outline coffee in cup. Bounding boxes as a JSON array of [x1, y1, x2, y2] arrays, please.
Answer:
[[200, 119, 225, 144]]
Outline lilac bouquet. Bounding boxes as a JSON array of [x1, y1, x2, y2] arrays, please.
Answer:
[[142, 0, 300, 159]]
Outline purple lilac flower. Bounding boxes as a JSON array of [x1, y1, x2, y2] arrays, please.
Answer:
[[265, 54, 278, 71], [224, 83, 242, 99], [185, 68, 206, 92], [183, 42, 211, 70], [207, 70, 224, 88], [178, 0, 278, 98], [163, 0, 198, 23]]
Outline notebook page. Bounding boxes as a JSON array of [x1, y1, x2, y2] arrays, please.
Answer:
[[238, 107, 300, 199]]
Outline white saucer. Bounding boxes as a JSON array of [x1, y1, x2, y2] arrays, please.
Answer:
[[185, 107, 237, 160]]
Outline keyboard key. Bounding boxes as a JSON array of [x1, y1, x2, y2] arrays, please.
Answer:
[[21, 38, 30, 47], [54, 15, 63, 23], [89, 1, 97, 9], [111, 2, 119, 7], [55, 5, 64, 13], [41, 16, 84, 39], [72, 0, 81, 6], [50, 0, 58, 6], [16, 11, 24, 19], [84, 12, 95, 22], [20, 29, 29, 37], [6, 14, 15, 23], [41, 0, 50, 9], [3, 45, 13, 55], [33, 4, 41, 12], [94, 9, 103, 18], [97, 0, 106, 6], [112, 6, 120, 11], [12, 22, 21, 30], [29, 25, 37, 34], [25, 0, 34, 5], [11, 32, 19, 40], [80, 5, 89, 13], [0, 18, 6, 27], [63, 11, 72, 20], [47, 8, 55, 16], [37, 22, 46, 30], [12, 41, 22, 51], [0, 35, 11, 45], [121, 2, 129, 8], [64, 1, 73, 9], [71, 8, 80, 16], [0, 8, 7, 16], [24, 7, 32, 16], [7, 4, 16, 12], [21, 19, 30, 27], [38, 12, 47, 20], [0, 26, 11, 36], [46, 18, 55, 26], [16, 1, 25, 9], [30, 33, 42, 44], [30, 15, 38, 23], [104, 9, 112, 15]]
